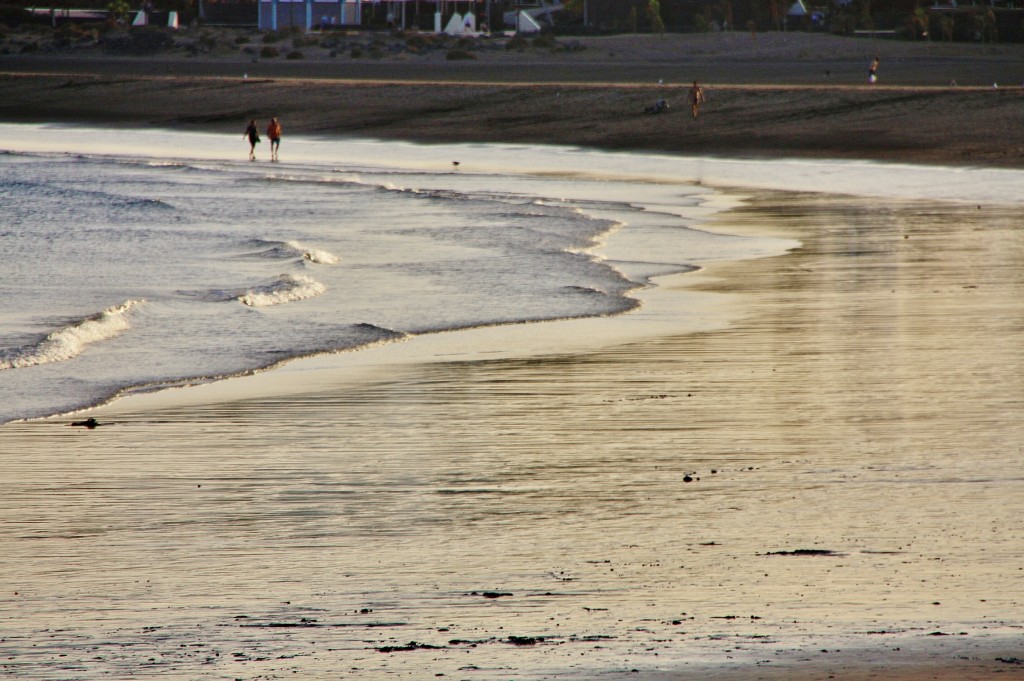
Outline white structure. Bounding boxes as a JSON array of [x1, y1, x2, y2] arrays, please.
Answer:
[[513, 10, 542, 33], [443, 10, 463, 32], [131, 9, 179, 27], [787, 0, 808, 17], [441, 10, 476, 33], [503, 1, 561, 32]]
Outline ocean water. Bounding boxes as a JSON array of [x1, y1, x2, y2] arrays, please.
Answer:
[[4, 124, 1022, 425], [1, 124, 799, 424], [2, 125, 1024, 680]]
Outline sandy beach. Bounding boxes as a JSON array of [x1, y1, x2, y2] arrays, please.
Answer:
[[2, 30, 1024, 680], [2, 32, 1024, 166], [4, 181, 1023, 679]]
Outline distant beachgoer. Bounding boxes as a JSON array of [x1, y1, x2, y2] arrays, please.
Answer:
[[868, 56, 880, 83], [644, 98, 669, 115], [688, 81, 706, 119], [244, 119, 260, 161], [266, 117, 282, 162]]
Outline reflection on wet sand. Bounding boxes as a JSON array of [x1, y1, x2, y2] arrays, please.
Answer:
[[2, 191, 1022, 680]]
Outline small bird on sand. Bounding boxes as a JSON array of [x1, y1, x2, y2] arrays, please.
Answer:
[[452, 161, 460, 168]]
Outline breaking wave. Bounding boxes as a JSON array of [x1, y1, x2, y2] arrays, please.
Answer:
[[250, 239, 340, 265], [0, 300, 143, 370], [238, 274, 326, 307]]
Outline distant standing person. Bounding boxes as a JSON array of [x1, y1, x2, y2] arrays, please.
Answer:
[[243, 119, 260, 161], [688, 81, 706, 119], [868, 56, 880, 83], [267, 117, 282, 162]]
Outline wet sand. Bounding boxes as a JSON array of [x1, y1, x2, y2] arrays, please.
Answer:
[[2, 31, 1024, 680], [3, 189, 1023, 679]]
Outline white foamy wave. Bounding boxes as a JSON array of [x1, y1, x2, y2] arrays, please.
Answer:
[[0, 300, 143, 370], [251, 240, 340, 265], [292, 242, 340, 265], [238, 274, 326, 307]]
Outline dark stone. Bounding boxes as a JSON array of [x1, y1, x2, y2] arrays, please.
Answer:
[[507, 635, 542, 646], [377, 641, 442, 653], [765, 549, 840, 556]]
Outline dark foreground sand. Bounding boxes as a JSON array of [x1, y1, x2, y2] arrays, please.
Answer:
[[2, 31, 1024, 167]]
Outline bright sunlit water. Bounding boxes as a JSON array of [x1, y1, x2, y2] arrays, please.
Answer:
[[1, 124, 801, 424]]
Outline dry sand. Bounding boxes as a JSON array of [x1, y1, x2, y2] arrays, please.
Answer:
[[2, 32, 1024, 166], [2, 31, 1023, 680]]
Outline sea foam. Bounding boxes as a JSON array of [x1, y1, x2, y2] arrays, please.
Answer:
[[0, 299, 143, 370], [252, 240, 340, 265], [238, 274, 326, 307]]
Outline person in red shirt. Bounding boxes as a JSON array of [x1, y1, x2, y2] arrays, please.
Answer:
[[266, 117, 282, 161]]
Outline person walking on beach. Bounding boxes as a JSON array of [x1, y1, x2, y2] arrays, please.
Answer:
[[266, 117, 282, 162], [868, 56, 880, 83], [688, 81, 706, 119], [243, 119, 260, 161]]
